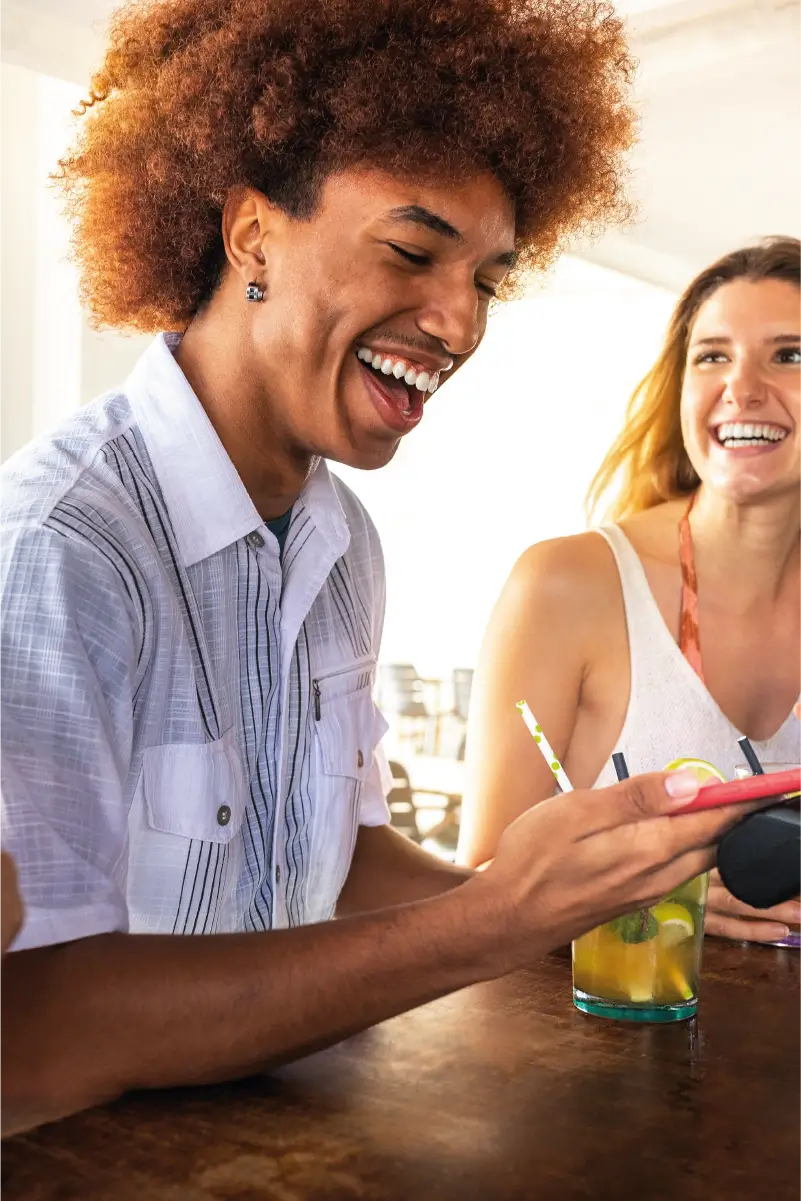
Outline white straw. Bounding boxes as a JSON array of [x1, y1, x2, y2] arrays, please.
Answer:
[[516, 700, 574, 793]]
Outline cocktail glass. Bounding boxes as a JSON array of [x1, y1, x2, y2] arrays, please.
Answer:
[[572, 872, 708, 1022], [572, 756, 720, 1022]]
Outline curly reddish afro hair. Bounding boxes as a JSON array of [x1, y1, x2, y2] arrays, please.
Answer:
[[57, 0, 637, 332]]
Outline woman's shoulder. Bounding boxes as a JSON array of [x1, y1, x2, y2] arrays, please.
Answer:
[[509, 530, 623, 619], [515, 530, 618, 585]]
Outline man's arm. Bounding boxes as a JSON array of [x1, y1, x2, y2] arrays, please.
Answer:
[[4, 769, 757, 1137], [1, 883, 496, 1135], [337, 824, 471, 915], [1, 853, 23, 956]]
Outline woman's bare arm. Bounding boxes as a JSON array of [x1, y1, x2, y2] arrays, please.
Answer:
[[457, 536, 610, 868]]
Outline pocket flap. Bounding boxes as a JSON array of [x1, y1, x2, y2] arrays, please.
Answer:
[[316, 689, 384, 782], [142, 730, 246, 843]]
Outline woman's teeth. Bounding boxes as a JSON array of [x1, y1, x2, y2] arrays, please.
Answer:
[[716, 422, 789, 448], [356, 346, 440, 394]]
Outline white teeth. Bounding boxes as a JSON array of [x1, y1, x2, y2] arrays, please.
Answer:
[[356, 346, 446, 398], [716, 421, 788, 445]]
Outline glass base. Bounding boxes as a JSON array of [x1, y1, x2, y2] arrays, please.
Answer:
[[573, 988, 697, 1023]]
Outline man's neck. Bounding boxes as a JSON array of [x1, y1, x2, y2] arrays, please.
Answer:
[[175, 311, 314, 520]]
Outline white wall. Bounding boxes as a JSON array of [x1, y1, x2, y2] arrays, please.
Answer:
[[1, 63, 40, 457], [0, 64, 149, 462]]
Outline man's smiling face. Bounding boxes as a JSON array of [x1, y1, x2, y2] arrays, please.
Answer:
[[232, 167, 517, 470]]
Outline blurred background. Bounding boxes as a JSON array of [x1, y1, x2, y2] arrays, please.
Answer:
[[3, 0, 799, 852]]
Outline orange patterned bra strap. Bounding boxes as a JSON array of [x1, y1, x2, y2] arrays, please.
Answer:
[[678, 492, 705, 684]]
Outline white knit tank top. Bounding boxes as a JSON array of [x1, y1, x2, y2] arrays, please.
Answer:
[[593, 524, 801, 787]]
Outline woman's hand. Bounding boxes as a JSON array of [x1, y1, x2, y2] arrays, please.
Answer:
[[705, 869, 800, 943], [0, 855, 22, 955]]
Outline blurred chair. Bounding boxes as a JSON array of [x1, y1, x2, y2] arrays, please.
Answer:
[[386, 760, 422, 843], [452, 668, 474, 722], [378, 663, 434, 754], [452, 667, 474, 761]]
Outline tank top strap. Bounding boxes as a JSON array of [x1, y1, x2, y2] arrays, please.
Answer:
[[595, 524, 680, 675]]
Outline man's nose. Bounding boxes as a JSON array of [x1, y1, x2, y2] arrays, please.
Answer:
[[415, 275, 482, 359]]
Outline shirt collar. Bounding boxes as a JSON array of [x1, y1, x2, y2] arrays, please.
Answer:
[[126, 334, 349, 567]]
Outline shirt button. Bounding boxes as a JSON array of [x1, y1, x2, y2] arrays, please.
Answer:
[[247, 531, 264, 550], [216, 804, 232, 827], [357, 749, 364, 769], [276, 866, 282, 883]]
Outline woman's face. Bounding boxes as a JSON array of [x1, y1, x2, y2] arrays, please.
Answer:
[[680, 277, 800, 503]]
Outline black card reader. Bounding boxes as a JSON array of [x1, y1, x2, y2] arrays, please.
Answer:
[[717, 801, 800, 909]]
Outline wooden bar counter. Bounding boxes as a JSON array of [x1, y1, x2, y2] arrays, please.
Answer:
[[3, 939, 798, 1201]]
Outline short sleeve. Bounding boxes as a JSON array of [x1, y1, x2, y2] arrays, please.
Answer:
[[359, 515, 390, 827], [1, 525, 137, 950], [357, 707, 391, 827]]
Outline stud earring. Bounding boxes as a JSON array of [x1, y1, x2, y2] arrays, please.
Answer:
[[245, 281, 265, 302]]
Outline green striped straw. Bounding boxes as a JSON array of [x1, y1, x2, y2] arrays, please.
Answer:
[[516, 700, 573, 793]]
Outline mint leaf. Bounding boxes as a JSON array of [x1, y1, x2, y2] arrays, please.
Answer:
[[609, 909, 658, 943]]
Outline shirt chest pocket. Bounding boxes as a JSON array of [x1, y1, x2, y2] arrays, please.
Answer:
[[307, 658, 386, 918], [126, 731, 247, 935], [142, 729, 247, 843], [312, 657, 384, 784]]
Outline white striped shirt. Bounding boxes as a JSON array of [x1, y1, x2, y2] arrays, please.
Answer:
[[1, 334, 390, 951]]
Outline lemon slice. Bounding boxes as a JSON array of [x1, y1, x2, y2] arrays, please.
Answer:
[[652, 901, 694, 946], [663, 757, 726, 784]]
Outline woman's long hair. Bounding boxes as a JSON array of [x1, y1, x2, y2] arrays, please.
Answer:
[[586, 236, 801, 523]]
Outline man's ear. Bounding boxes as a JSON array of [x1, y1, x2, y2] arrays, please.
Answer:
[[221, 187, 287, 290]]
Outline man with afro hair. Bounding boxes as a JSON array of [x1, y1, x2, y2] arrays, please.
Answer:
[[2, 0, 730, 1132]]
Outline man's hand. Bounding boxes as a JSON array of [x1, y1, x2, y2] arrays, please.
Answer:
[[1, 852, 23, 956], [705, 869, 800, 943], [461, 769, 764, 974]]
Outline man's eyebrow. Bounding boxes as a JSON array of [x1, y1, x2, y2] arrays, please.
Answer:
[[384, 205, 517, 269], [385, 205, 464, 242]]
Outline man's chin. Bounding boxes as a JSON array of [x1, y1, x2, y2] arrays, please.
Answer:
[[327, 436, 402, 472]]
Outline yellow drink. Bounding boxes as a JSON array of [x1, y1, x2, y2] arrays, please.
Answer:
[[572, 756, 721, 1022], [572, 874, 708, 1021]]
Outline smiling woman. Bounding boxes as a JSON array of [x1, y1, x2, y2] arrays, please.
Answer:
[[586, 238, 801, 519], [459, 237, 801, 944]]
